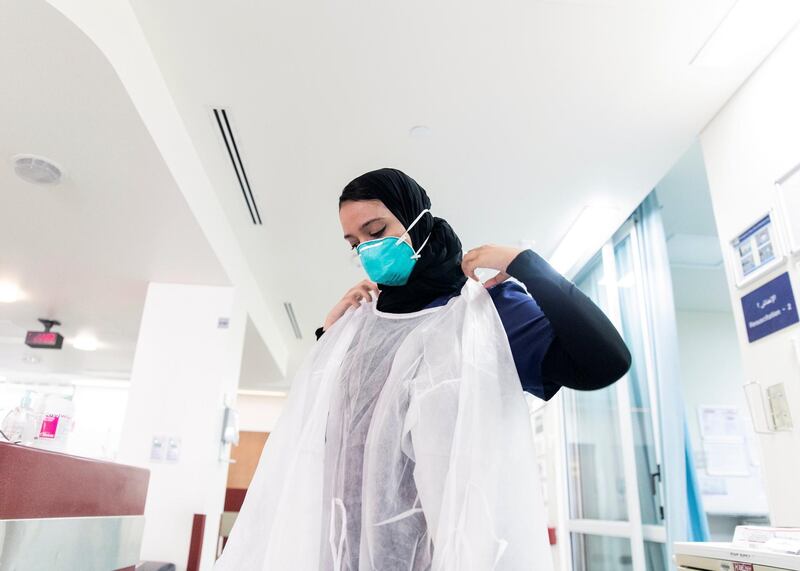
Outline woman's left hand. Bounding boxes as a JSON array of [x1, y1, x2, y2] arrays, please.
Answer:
[[461, 244, 524, 288]]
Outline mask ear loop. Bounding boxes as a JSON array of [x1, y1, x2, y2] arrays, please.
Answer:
[[410, 233, 432, 260], [392, 209, 432, 259]]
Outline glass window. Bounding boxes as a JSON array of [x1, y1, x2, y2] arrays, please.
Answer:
[[564, 257, 628, 521], [644, 540, 668, 571], [614, 234, 663, 525], [571, 534, 633, 571]]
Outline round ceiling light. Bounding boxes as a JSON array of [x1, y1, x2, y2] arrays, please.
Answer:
[[0, 282, 23, 303], [13, 154, 63, 185], [72, 335, 99, 352]]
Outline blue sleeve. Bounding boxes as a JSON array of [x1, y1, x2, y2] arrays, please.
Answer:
[[488, 281, 561, 401]]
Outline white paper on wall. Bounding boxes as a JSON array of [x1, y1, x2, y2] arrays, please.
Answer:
[[699, 406, 743, 440]]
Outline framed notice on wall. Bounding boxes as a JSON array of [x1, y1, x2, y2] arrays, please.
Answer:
[[728, 211, 786, 288], [776, 162, 800, 254]]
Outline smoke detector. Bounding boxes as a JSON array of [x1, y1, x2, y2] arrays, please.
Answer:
[[13, 154, 63, 185]]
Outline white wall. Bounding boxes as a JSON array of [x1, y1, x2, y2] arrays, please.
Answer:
[[700, 23, 800, 526], [676, 310, 747, 447], [235, 393, 286, 432], [118, 283, 246, 570], [675, 310, 768, 522], [68, 383, 129, 460]]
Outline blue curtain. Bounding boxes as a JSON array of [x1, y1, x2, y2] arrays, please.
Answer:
[[685, 418, 711, 541]]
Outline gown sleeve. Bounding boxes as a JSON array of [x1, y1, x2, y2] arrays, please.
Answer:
[[499, 249, 631, 400]]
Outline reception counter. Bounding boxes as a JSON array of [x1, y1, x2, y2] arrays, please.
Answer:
[[0, 441, 150, 570]]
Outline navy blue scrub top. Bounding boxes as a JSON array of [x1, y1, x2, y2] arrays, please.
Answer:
[[425, 280, 557, 400]]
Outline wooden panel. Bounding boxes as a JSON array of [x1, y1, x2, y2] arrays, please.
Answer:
[[226, 431, 268, 490], [0, 442, 149, 519], [186, 513, 206, 571], [224, 488, 247, 512]]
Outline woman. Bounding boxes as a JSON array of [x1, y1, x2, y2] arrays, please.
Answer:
[[216, 169, 630, 571]]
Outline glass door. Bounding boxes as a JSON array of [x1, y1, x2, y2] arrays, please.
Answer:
[[563, 220, 668, 571]]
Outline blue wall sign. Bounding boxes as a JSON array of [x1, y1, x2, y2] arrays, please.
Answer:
[[741, 272, 799, 343]]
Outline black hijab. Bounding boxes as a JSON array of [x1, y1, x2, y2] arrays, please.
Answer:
[[340, 168, 467, 313]]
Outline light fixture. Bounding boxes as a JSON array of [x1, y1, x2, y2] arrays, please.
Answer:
[[691, 0, 800, 68], [12, 154, 63, 185], [21, 355, 41, 364], [0, 282, 23, 303], [71, 335, 99, 352], [549, 206, 621, 275], [237, 388, 288, 398]]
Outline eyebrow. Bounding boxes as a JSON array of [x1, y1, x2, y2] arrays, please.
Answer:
[[344, 217, 384, 240]]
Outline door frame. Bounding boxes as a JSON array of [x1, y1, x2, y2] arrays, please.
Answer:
[[556, 219, 667, 571]]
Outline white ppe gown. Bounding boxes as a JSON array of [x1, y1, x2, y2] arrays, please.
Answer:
[[214, 280, 553, 570]]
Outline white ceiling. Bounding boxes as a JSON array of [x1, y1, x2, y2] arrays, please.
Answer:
[[656, 142, 732, 312], [659, 142, 720, 238], [123, 0, 776, 374], [4, 0, 793, 384], [239, 316, 284, 390], [0, 2, 228, 379]]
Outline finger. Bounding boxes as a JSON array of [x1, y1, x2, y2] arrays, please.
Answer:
[[484, 272, 509, 289], [461, 257, 479, 281], [358, 285, 375, 301], [356, 280, 379, 299]]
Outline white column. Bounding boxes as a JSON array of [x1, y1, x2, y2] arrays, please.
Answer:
[[118, 283, 246, 570]]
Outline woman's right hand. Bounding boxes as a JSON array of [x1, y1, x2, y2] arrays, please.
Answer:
[[323, 279, 380, 331]]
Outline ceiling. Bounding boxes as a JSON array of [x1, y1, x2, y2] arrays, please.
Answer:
[[121, 0, 781, 375], [0, 2, 228, 379], [659, 142, 720, 238], [656, 142, 732, 312], [3, 0, 795, 385]]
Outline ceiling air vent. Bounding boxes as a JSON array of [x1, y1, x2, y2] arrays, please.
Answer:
[[212, 108, 262, 225], [283, 302, 303, 340]]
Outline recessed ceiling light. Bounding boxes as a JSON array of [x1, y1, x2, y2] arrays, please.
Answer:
[[13, 154, 63, 185], [72, 335, 99, 352], [0, 282, 23, 303], [22, 355, 41, 364], [409, 125, 432, 139], [549, 205, 621, 275]]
